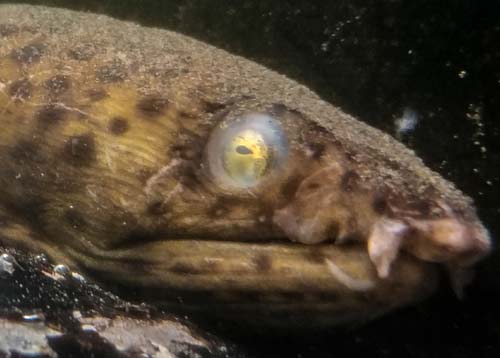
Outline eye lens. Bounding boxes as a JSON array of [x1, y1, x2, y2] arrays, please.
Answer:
[[223, 129, 269, 186], [206, 113, 287, 189]]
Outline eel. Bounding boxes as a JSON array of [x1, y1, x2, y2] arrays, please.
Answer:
[[0, 5, 491, 328]]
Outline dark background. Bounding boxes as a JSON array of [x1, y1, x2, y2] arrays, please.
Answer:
[[2, 1, 499, 357]]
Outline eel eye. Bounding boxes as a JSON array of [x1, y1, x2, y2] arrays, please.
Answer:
[[206, 113, 288, 189]]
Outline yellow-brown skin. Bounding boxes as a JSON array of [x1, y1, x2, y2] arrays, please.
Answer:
[[0, 5, 490, 327]]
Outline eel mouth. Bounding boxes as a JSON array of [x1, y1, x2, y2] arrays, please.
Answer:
[[66, 237, 439, 304], [64, 238, 440, 327]]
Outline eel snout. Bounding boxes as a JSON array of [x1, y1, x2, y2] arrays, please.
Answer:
[[272, 164, 491, 282]]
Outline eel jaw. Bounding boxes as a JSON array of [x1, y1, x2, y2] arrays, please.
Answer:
[[367, 215, 491, 297], [272, 167, 491, 287]]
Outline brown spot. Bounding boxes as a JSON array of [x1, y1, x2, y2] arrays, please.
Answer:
[[176, 162, 204, 189], [170, 143, 200, 160], [9, 78, 33, 100], [170, 128, 204, 160], [0, 24, 18, 37], [340, 170, 360, 192], [200, 99, 228, 113], [146, 201, 168, 216], [137, 96, 169, 118], [11, 43, 45, 65], [9, 140, 41, 163], [280, 175, 303, 199], [64, 209, 87, 230], [87, 88, 108, 101], [306, 182, 321, 190], [68, 44, 96, 61], [108, 117, 129, 135], [13, 197, 46, 224], [306, 142, 326, 160], [372, 193, 390, 215], [44, 75, 71, 95], [36, 104, 67, 129], [62, 133, 96, 167], [169, 263, 204, 275], [95, 62, 127, 83], [253, 254, 273, 272], [304, 250, 325, 264], [269, 103, 288, 116]]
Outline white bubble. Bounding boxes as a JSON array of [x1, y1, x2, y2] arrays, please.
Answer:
[[395, 107, 419, 139]]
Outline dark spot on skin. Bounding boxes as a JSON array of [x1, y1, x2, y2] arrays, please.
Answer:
[[11, 43, 45, 65], [176, 162, 205, 190], [43, 75, 71, 95], [304, 250, 325, 264], [0, 24, 18, 37], [170, 128, 204, 160], [269, 103, 288, 116], [62, 133, 96, 167], [108, 116, 129, 135], [146, 201, 169, 216], [64, 209, 87, 230], [9, 140, 41, 163], [14, 197, 46, 224], [87, 88, 108, 101], [200, 99, 228, 113], [306, 142, 326, 160], [68, 44, 96, 61], [306, 182, 321, 190], [170, 144, 200, 160], [95, 62, 127, 83], [253, 254, 273, 272], [340, 170, 361, 192], [136, 96, 169, 118], [280, 175, 303, 199], [9, 78, 33, 100], [36, 104, 67, 129], [169, 263, 204, 275], [306, 121, 330, 136], [373, 194, 390, 215]]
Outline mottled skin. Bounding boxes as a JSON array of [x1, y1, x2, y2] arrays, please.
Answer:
[[0, 5, 490, 327]]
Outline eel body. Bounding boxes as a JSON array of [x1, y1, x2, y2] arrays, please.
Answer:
[[0, 5, 490, 327]]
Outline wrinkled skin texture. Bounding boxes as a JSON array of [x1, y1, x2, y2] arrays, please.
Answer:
[[0, 5, 490, 326]]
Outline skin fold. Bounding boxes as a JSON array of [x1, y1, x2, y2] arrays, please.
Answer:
[[0, 5, 490, 327]]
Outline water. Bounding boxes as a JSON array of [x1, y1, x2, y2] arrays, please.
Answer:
[[1, 1, 499, 357]]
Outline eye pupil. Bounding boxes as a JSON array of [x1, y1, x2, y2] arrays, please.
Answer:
[[236, 145, 253, 155]]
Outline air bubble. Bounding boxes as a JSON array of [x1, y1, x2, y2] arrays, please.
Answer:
[[53, 264, 71, 279], [0, 253, 15, 275]]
